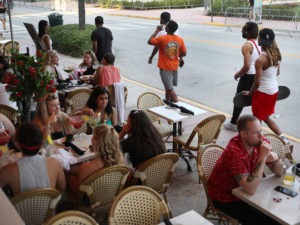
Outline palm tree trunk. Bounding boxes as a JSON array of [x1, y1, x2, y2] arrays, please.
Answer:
[[78, 0, 85, 30]]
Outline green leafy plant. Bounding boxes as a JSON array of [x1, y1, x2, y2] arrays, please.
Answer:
[[5, 50, 55, 121]]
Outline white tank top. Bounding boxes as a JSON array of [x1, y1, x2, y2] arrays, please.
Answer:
[[17, 154, 50, 192], [257, 52, 278, 95], [246, 39, 261, 75]]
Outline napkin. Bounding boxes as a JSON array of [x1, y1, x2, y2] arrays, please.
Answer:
[[51, 148, 77, 170]]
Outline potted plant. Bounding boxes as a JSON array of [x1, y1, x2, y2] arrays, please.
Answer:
[[5, 50, 56, 122]]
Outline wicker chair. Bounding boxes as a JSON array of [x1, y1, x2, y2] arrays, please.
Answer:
[[44, 210, 99, 225], [64, 88, 92, 113], [3, 41, 20, 62], [174, 114, 226, 172], [264, 133, 293, 176], [11, 188, 61, 225], [75, 165, 130, 217], [108, 186, 170, 225], [0, 104, 18, 124], [137, 92, 173, 140], [197, 145, 239, 225], [132, 152, 179, 216]]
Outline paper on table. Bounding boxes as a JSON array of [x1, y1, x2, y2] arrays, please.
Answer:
[[51, 149, 77, 170]]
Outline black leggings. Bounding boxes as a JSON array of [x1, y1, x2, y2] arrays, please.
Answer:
[[231, 74, 255, 124], [214, 201, 281, 225]]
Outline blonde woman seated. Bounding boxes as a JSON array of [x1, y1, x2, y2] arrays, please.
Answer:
[[93, 53, 121, 87], [66, 124, 124, 198], [75, 87, 117, 126], [44, 50, 63, 84], [33, 93, 72, 141], [78, 50, 97, 77]]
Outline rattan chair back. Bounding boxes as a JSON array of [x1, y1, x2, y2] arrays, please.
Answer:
[[64, 88, 92, 113], [137, 92, 163, 122], [108, 186, 170, 225], [11, 188, 61, 225], [186, 114, 226, 147], [198, 145, 238, 225], [3, 41, 20, 61], [133, 152, 179, 197], [79, 165, 130, 213], [44, 210, 99, 225], [0, 104, 18, 124], [264, 133, 293, 176]]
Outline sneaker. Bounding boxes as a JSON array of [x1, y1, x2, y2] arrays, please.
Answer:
[[224, 121, 238, 132]]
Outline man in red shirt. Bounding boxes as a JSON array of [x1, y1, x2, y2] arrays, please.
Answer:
[[148, 20, 186, 102], [208, 115, 282, 225]]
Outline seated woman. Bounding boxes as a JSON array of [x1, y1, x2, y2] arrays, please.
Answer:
[[78, 50, 97, 77], [76, 87, 117, 126], [44, 50, 63, 84], [66, 124, 124, 198], [38, 20, 52, 51], [119, 110, 166, 168], [33, 93, 72, 141], [93, 53, 121, 87]]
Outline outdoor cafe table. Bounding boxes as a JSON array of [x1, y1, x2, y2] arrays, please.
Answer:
[[232, 174, 300, 225], [147, 101, 207, 138], [0, 188, 25, 225], [52, 133, 96, 165], [157, 210, 213, 225]]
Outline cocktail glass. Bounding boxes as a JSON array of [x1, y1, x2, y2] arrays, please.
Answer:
[[87, 113, 101, 131], [0, 132, 10, 146], [70, 116, 85, 137], [78, 66, 87, 77]]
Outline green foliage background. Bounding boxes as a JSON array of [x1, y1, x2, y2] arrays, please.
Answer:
[[50, 24, 95, 58]]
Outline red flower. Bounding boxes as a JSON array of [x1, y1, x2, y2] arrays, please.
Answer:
[[49, 79, 54, 85], [28, 66, 37, 76], [36, 50, 43, 58], [45, 84, 51, 90], [17, 61, 24, 66], [16, 92, 22, 97], [51, 87, 57, 93], [14, 79, 19, 85]]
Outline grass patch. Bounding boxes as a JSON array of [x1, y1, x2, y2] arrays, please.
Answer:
[[50, 24, 95, 58]]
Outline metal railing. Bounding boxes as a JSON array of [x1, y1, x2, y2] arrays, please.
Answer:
[[225, 7, 300, 36]]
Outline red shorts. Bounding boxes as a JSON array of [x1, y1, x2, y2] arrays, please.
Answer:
[[252, 90, 278, 121]]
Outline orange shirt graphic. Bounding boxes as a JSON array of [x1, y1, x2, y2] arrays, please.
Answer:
[[150, 34, 186, 71]]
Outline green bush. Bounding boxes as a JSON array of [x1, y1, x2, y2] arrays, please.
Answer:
[[50, 24, 95, 58], [98, 0, 203, 9]]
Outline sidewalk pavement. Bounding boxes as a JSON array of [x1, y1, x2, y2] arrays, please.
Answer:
[[9, 6, 300, 220]]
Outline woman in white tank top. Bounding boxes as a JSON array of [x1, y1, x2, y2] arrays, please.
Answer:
[[243, 28, 287, 142]]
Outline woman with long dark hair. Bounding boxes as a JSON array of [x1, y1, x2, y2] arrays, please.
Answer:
[[120, 110, 166, 168], [77, 87, 117, 126], [38, 20, 52, 51]]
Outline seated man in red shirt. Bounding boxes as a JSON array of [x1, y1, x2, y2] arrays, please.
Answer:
[[207, 114, 282, 225]]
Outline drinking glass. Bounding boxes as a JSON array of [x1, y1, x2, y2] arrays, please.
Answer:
[[78, 66, 87, 77], [87, 113, 101, 131], [69, 116, 85, 138], [282, 158, 296, 186]]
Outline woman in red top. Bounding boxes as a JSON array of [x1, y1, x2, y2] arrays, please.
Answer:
[[94, 53, 121, 87]]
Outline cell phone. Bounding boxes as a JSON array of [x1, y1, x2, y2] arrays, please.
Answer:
[[274, 185, 298, 197]]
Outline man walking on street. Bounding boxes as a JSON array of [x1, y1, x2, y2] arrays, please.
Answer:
[[148, 12, 179, 64], [148, 20, 186, 102], [224, 22, 260, 132], [91, 16, 113, 62]]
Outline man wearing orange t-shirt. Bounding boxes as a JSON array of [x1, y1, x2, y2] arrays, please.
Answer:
[[148, 20, 186, 102]]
